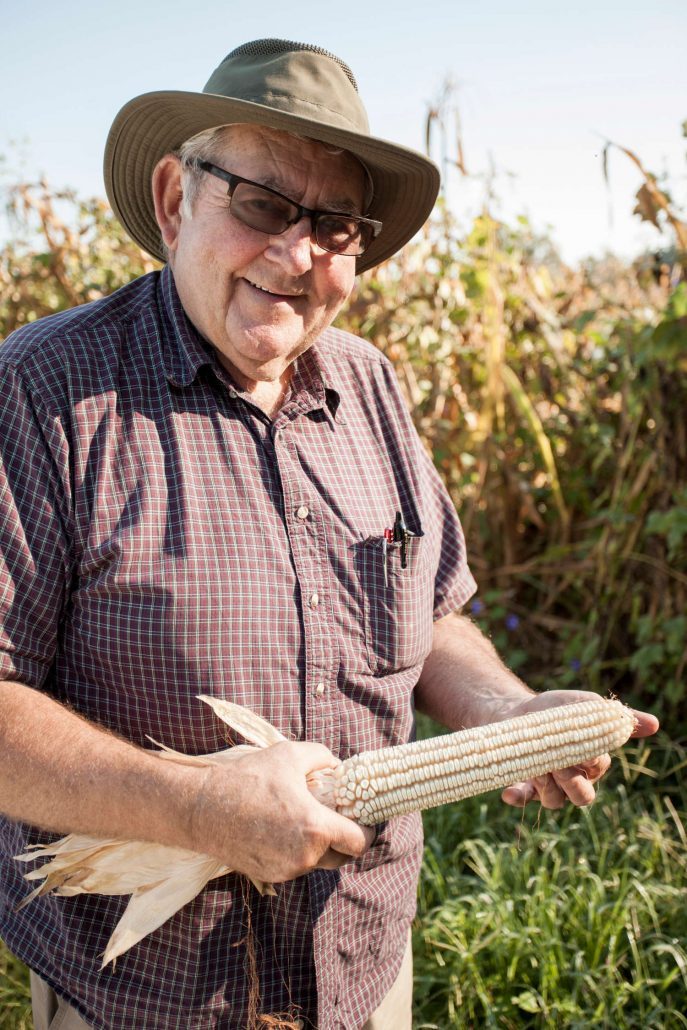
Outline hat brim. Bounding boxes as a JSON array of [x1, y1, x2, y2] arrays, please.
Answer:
[[104, 90, 440, 273]]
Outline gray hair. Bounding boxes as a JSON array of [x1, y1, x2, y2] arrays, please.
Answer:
[[177, 125, 236, 217]]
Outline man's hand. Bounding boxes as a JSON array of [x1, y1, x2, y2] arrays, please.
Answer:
[[415, 614, 659, 811], [191, 741, 375, 883], [0, 681, 372, 883], [499, 689, 660, 809]]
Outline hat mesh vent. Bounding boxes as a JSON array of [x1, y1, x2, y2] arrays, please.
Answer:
[[225, 38, 359, 93]]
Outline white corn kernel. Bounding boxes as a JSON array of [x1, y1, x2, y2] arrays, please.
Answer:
[[326, 698, 635, 825]]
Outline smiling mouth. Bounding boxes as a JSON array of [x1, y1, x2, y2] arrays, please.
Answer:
[[245, 278, 304, 299]]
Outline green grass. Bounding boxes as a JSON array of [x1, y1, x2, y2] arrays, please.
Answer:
[[0, 945, 31, 1029], [412, 733, 687, 1028], [1, 736, 685, 1029]]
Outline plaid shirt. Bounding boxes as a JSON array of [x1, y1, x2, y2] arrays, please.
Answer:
[[0, 267, 475, 1029]]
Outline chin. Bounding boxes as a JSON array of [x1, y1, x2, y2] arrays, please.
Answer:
[[222, 349, 294, 387], [243, 339, 309, 373]]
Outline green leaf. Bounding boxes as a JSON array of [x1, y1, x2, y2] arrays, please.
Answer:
[[666, 283, 687, 320], [511, 990, 544, 1013], [571, 309, 598, 332], [629, 643, 666, 674]]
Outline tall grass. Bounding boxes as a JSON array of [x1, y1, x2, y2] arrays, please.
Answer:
[[413, 735, 687, 1028], [0, 946, 31, 1028]]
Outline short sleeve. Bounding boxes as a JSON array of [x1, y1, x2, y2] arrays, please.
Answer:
[[420, 445, 478, 619], [0, 365, 72, 687]]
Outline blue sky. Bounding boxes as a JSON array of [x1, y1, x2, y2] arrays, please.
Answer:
[[2, 0, 685, 264]]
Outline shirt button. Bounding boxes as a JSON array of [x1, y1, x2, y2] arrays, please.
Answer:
[[309, 592, 319, 609], [315, 682, 325, 696], [296, 505, 310, 520]]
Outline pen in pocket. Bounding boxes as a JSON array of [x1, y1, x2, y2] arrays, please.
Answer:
[[381, 512, 417, 584]]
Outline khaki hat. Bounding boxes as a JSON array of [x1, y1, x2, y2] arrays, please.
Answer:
[[104, 38, 440, 273]]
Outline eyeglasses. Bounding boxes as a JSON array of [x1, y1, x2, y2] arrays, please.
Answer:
[[196, 159, 382, 257]]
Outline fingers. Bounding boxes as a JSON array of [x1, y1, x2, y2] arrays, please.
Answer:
[[533, 775, 568, 809], [499, 690, 659, 812], [277, 743, 374, 857], [315, 830, 376, 871], [630, 709, 660, 737], [501, 781, 538, 807], [554, 754, 611, 794], [198, 741, 376, 884], [501, 775, 567, 810], [502, 753, 613, 810], [573, 753, 612, 781], [322, 819, 375, 860], [270, 743, 374, 858], [316, 847, 352, 870], [550, 768, 595, 807]]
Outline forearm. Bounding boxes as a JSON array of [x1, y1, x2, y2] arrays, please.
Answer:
[[0, 680, 372, 882], [414, 612, 659, 811], [414, 612, 535, 730], [0, 679, 202, 850]]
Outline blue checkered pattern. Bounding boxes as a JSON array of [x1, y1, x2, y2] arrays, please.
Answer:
[[0, 267, 475, 1029]]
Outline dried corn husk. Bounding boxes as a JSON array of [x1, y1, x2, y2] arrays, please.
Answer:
[[16, 695, 633, 966], [16, 698, 283, 966]]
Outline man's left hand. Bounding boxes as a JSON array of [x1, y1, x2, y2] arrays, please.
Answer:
[[499, 689, 660, 809]]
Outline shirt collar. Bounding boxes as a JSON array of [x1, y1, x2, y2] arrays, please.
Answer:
[[287, 342, 343, 425], [157, 265, 215, 388]]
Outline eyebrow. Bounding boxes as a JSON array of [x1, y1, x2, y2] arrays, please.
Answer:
[[258, 175, 362, 215]]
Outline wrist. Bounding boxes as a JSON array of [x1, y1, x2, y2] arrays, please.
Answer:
[[183, 761, 240, 860], [484, 681, 538, 724], [122, 753, 223, 855]]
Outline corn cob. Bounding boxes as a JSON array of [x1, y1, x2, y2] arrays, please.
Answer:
[[308, 697, 636, 825], [16, 695, 635, 965]]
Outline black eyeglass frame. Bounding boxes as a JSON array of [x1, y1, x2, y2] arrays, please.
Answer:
[[196, 159, 383, 256]]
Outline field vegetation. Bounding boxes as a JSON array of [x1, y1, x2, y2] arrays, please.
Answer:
[[0, 125, 685, 1026]]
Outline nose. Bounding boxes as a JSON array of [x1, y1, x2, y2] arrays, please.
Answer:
[[265, 217, 314, 275]]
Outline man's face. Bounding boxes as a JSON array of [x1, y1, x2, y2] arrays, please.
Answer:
[[162, 124, 366, 387]]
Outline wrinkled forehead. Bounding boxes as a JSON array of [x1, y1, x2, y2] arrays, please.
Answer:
[[182, 122, 373, 211]]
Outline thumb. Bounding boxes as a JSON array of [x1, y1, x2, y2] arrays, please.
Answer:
[[320, 806, 376, 858]]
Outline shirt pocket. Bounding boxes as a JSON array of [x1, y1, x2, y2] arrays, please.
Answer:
[[356, 533, 435, 675]]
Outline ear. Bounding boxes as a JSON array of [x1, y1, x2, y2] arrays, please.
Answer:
[[152, 154, 185, 253]]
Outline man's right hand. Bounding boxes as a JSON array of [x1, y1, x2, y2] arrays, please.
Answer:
[[189, 741, 375, 883], [0, 682, 373, 882]]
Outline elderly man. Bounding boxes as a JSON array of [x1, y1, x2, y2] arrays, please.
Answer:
[[0, 39, 657, 1030]]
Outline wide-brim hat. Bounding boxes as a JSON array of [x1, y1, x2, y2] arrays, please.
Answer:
[[104, 38, 440, 274]]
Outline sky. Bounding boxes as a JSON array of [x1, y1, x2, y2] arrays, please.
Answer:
[[2, 0, 685, 265]]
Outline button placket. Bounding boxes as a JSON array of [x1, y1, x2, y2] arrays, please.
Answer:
[[272, 417, 334, 737]]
